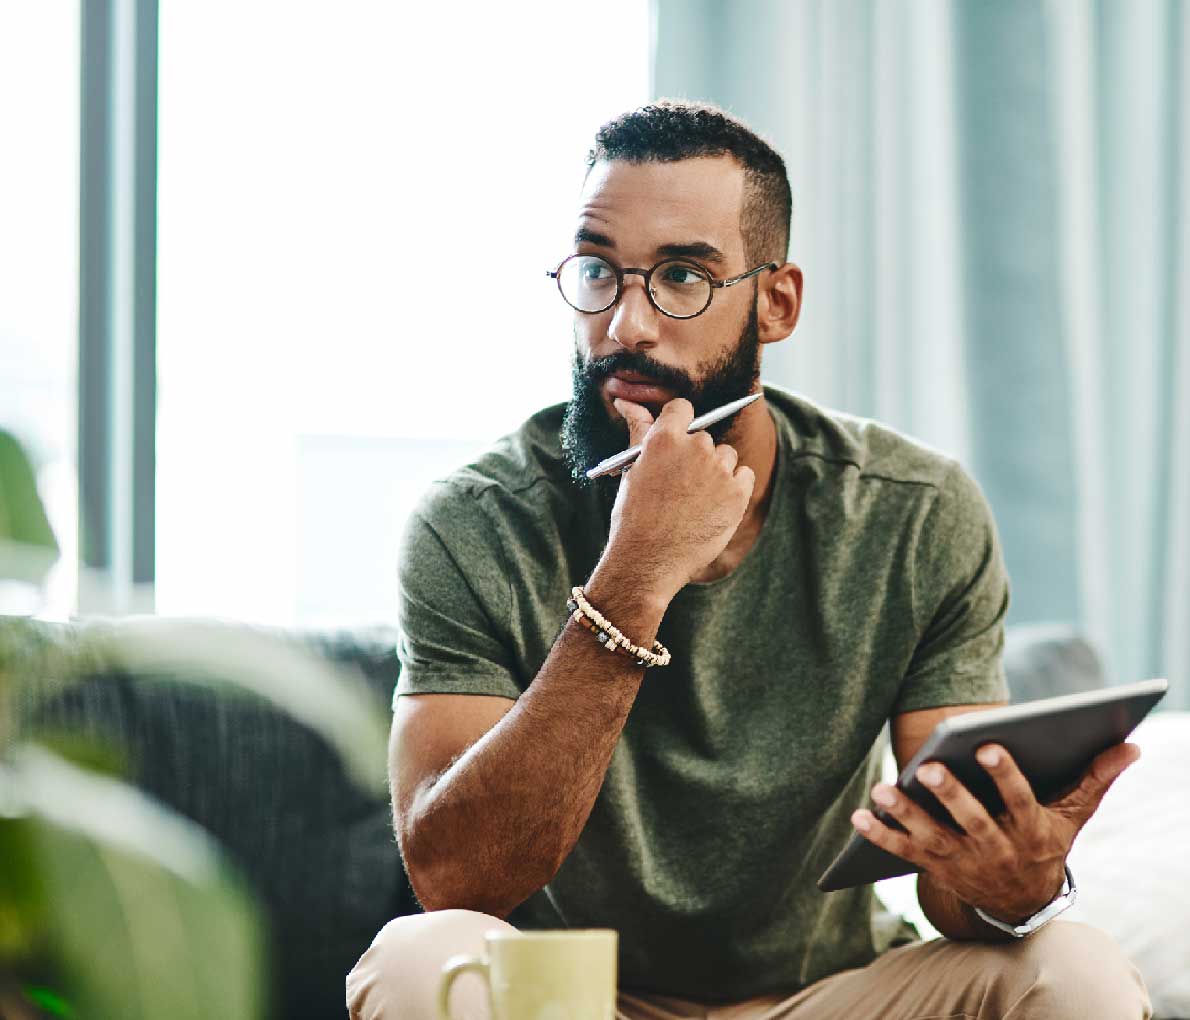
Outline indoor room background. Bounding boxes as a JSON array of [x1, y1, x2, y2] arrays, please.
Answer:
[[2, 0, 1186, 709]]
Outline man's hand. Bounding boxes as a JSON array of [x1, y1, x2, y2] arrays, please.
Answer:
[[851, 740, 1141, 923], [606, 397, 755, 601]]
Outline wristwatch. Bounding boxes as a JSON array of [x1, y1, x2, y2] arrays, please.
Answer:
[[973, 865, 1077, 938]]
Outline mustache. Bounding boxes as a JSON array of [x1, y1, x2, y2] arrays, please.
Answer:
[[579, 350, 694, 394]]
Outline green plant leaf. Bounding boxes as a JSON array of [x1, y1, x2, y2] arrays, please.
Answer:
[[0, 430, 59, 586], [0, 814, 44, 960], [20, 984, 74, 1018], [1, 746, 266, 1020]]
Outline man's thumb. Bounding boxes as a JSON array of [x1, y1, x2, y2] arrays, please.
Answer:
[[614, 398, 655, 446]]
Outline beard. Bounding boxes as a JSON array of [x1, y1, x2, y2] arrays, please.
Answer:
[[560, 296, 761, 486]]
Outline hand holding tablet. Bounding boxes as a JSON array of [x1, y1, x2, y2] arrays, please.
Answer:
[[818, 679, 1168, 896]]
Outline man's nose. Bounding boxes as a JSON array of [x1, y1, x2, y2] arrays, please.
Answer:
[[607, 275, 660, 352]]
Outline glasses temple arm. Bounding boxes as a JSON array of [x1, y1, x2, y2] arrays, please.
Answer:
[[714, 262, 779, 289]]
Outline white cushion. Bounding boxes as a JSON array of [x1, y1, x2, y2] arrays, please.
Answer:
[[1066, 711, 1190, 1019]]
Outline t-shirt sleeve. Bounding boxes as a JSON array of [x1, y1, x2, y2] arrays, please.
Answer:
[[394, 484, 522, 707], [895, 461, 1011, 714]]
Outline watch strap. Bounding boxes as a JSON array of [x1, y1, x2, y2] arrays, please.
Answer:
[[973, 865, 1077, 938]]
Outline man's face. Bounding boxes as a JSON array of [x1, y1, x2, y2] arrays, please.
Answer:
[[560, 156, 762, 483]]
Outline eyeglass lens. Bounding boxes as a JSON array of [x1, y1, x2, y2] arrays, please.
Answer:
[[557, 255, 712, 318]]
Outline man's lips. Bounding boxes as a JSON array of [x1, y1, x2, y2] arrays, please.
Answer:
[[604, 372, 675, 405]]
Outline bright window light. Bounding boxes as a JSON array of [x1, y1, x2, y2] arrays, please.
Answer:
[[157, 3, 650, 624], [0, 5, 79, 620]]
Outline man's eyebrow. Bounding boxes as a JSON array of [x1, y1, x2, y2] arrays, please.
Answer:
[[656, 241, 726, 265], [574, 227, 615, 248], [572, 229, 727, 266]]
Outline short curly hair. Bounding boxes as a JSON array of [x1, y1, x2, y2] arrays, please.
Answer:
[[587, 99, 792, 265]]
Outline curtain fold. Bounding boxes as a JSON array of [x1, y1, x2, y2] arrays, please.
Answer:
[[651, 0, 1188, 706]]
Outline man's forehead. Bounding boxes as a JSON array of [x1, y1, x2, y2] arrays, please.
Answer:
[[576, 156, 746, 260]]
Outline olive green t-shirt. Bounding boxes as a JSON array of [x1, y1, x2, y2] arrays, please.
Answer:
[[395, 385, 1009, 1001]]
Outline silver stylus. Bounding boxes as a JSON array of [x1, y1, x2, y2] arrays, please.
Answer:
[[584, 392, 762, 480]]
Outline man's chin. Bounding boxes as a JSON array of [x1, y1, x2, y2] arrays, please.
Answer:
[[564, 302, 760, 485], [560, 390, 629, 486], [639, 401, 666, 419]]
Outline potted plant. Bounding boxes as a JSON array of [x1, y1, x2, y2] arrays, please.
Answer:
[[0, 430, 389, 1019]]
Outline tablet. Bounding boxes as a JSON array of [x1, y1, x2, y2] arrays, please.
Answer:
[[816, 678, 1168, 892]]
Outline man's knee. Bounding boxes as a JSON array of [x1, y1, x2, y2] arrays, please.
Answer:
[[346, 909, 518, 1020], [1000, 921, 1150, 1020]]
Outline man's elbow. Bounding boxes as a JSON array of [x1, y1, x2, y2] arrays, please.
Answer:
[[397, 815, 555, 919], [389, 773, 471, 911], [400, 827, 487, 914]]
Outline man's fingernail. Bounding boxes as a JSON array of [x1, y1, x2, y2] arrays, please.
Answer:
[[918, 765, 942, 788], [852, 810, 872, 832], [872, 786, 896, 806], [977, 746, 1001, 768]]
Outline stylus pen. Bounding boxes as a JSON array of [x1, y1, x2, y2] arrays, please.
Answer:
[[585, 392, 762, 480]]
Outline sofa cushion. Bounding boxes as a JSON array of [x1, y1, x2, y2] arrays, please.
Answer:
[[1002, 623, 1107, 703], [999, 626, 1186, 1018], [1066, 711, 1190, 1020]]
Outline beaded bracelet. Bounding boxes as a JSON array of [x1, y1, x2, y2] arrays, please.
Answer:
[[567, 586, 671, 669]]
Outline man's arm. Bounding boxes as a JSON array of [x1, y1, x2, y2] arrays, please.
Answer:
[[392, 564, 664, 917], [858, 462, 1139, 939], [392, 398, 754, 918]]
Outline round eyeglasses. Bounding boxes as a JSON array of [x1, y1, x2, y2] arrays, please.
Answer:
[[546, 254, 777, 320]]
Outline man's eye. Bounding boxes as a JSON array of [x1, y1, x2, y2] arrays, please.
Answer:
[[581, 262, 612, 281], [662, 265, 701, 285]]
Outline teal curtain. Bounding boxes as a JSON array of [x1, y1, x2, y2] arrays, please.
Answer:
[[652, 0, 1189, 707]]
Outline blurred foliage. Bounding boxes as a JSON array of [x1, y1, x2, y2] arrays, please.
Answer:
[[0, 427, 391, 1019], [2, 750, 265, 1019], [0, 431, 58, 588]]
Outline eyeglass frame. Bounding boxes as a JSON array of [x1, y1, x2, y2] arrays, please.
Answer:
[[546, 253, 779, 320]]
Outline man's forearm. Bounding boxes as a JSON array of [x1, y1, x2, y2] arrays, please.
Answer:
[[399, 565, 668, 917]]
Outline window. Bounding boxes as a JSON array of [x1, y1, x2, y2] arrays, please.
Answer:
[[0, 5, 80, 619], [156, 4, 650, 624]]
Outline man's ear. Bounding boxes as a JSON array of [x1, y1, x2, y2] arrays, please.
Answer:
[[758, 262, 803, 345]]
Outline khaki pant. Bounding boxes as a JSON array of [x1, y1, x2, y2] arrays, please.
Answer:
[[346, 909, 1150, 1020]]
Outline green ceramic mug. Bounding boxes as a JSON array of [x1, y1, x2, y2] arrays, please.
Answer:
[[439, 929, 618, 1020]]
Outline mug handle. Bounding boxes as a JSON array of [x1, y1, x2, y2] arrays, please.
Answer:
[[438, 954, 491, 1020]]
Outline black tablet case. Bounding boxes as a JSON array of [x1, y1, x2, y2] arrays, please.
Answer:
[[817, 679, 1169, 892]]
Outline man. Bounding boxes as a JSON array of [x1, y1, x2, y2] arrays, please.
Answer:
[[347, 101, 1148, 1018]]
